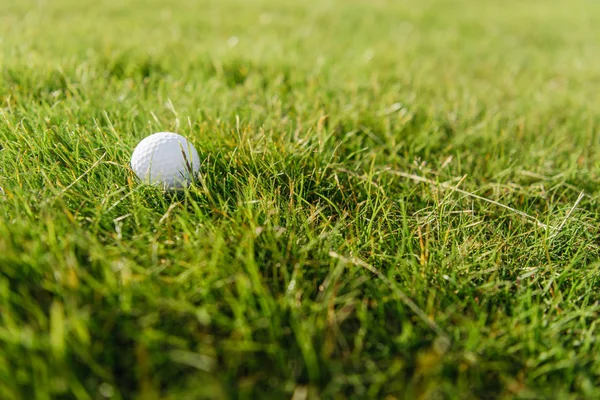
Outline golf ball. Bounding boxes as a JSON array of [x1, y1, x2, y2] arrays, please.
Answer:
[[130, 132, 200, 190]]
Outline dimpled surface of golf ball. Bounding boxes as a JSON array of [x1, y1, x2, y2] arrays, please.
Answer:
[[130, 132, 200, 190]]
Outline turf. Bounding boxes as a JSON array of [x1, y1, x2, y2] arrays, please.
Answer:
[[1, 0, 600, 398]]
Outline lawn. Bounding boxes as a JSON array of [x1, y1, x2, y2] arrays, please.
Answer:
[[1, 0, 600, 398]]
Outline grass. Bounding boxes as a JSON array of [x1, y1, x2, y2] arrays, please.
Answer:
[[1, 0, 600, 398]]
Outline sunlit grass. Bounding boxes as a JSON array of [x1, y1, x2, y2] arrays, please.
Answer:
[[1, 0, 600, 398]]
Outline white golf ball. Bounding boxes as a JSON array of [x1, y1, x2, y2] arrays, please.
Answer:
[[130, 132, 200, 190]]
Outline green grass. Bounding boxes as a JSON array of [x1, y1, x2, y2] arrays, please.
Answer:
[[1, 0, 600, 398]]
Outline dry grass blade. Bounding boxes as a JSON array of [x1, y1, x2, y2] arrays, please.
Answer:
[[549, 190, 585, 239], [387, 170, 549, 229], [45, 152, 107, 204]]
